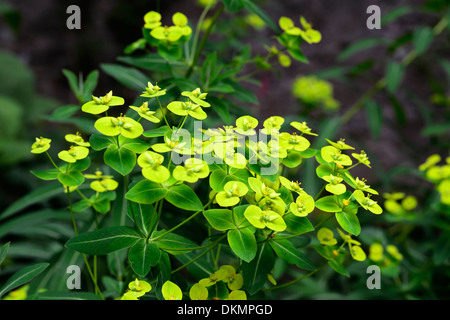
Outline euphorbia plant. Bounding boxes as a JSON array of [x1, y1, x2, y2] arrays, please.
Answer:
[[1, 5, 387, 301], [27, 76, 383, 299]]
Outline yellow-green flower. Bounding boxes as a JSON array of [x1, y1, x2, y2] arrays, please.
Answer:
[[321, 145, 352, 167], [94, 115, 144, 139], [279, 132, 310, 152], [419, 154, 441, 171], [278, 176, 304, 194], [322, 174, 346, 195], [386, 245, 403, 261], [290, 121, 318, 136], [317, 227, 337, 246], [279, 16, 302, 35], [172, 12, 192, 36], [84, 169, 113, 180], [189, 283, 208, 300], [235, 115, 258, 135], [162, 281, 183, 300], [81, 90, 124, 115], [143, 11, 162, 29], [215, 181, 248, 207], [326, 138, 354, 150], [262, 116, 284, 135], [121, 278, 152, 300], [151, 25, 183, 42], [90, 178, 119, 193], [244, 205, 286, 232], [58, 146, 89, 163], [141, 81, 166, 98], [437, 179, 450, 205], [173, 157, 209, 183], [220, 265, 244, 291], [152, 133, 189, 154], [289, 193, 315, 217], [65, 132, 90, 147], [353, 190, 382, 214], [352, 150, 371, 168], [181, 88, 210, 108], [199, 268, 228, 287], [167, 100, 207, 120], [31, 137, 51, 154], [137, 151, 170, 183], [129, 101, 160, 123], [213, 141, 247, 169], [227, 290, 247, 300], [346, 174, 378, 195], [401, 195, 418, 211], [298, 16, 322, 44], [350, 245, 366, 261], [369, 243, 384, 262]]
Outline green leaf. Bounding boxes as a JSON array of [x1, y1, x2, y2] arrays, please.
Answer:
[[242, 242, 275, 295], [166, 184, 204, 211], [335, 211, 361, 236], [0, 241, 11, 266], [30, 168, 60, 181], [223, 0, 245, 12], [157, 43, 182, 62], [0, 262, 49, 298], [385, 61, 404, 93], [227, 228, 257, 263], [143, 125, 170, 138], [49, 105, 79, 121], [57, 170, 85, 187], [381, 5, 413, 26], [81, 70, 99, 102], [153, 230, 198, 255], [433, 231, 450, 265], [127, 202, 156, 237], [101, 63, 148, 91], [413, 26, 433, 55], [104, 144, 136, 176], [242, 0, 278, 32], [125, 179, 168, 205], [315, 196, 342, 213], [128, 239, 161, 277], [338, 37, 386, 61], [328, 259, 350, 277], [316, 163, 334, 178], [36, 291, 101, 300], [270, 238, 315, 270], [62, 69, 81, 101], [203, 209, 235, 231], [0, 182, 64, 221], [65, 226, 142, 255], [365, 100, 382, 140], [119, 136, 150, 153], [89, 134, 115, 151], [282, 150, 303, 168], [284, 213, 315, 234]]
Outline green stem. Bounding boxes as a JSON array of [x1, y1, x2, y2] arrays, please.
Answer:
[[185, 4, 224, 79], [170, 234, 226, 275], [340, 14, 448, 125], [66, 187, 104, 300], [262, 262, 327, 291], [45, 151, 61, 171], [151, 198, 214, 241], [156, 96, 171, 128]]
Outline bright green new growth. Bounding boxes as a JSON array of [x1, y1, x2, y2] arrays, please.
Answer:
[[82, 90, 125, 114]]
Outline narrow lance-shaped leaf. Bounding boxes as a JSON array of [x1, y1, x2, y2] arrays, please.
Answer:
[[65, 226, 142, 255], [0, 263, 49, 298]]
